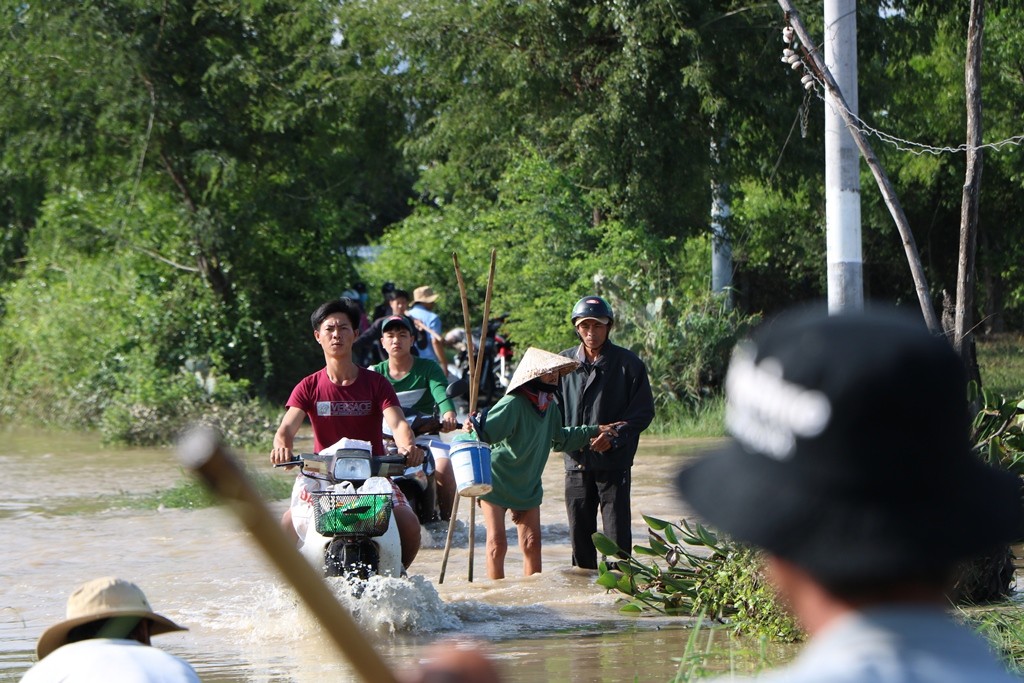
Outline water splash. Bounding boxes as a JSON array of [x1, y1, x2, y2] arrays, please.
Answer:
[[333, 574, 462, 635]]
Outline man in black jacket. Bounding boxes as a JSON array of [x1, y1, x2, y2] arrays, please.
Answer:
[[557, 295, 655, 569]]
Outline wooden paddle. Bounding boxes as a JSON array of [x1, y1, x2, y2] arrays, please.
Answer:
[[177, 427, 400, 683]]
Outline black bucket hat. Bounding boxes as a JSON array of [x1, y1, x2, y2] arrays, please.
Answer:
[[675, 306, 1022, 584]]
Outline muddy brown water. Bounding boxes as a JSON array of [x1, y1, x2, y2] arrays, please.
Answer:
[[0, 426, 784, 681]]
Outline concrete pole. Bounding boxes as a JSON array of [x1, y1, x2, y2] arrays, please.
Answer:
[[711, 190, 733, 295], [710, 136, 733, 301], [824, 0, 863, 311]]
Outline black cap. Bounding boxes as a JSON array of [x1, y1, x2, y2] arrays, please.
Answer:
[[381, 315, 414, 335], [675, 306, 1022, 583]]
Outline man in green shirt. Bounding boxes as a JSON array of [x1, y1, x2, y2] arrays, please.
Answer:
[[372, 315, 460, 520]]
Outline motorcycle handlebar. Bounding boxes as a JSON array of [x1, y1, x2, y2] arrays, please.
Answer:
[[273, 454, 409, 468]]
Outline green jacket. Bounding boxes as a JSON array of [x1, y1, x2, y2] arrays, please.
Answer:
[[475, 392, 596, 509]]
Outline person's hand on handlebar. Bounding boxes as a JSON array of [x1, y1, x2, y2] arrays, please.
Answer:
[[270, 446, 296, 466], [399, 444, 425, 467], [439, 411, 459, 433]]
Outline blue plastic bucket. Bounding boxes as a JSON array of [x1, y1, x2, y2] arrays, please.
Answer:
[[449, 440, 493, 497]]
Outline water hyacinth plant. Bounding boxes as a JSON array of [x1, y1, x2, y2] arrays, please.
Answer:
[[593, 516, 802, 642]]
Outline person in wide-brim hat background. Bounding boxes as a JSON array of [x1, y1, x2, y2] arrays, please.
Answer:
[[22, 576, 199, 682], [674, 306, 1024, 683], [461, 347, 625, 579]]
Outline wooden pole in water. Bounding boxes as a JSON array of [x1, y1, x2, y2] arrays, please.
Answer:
[[176, 427, 400, 683], [438, 493, 460, 584], [467, 501, 476, 582], [466, 249, 496, 583], [439, 252, 477, 584]]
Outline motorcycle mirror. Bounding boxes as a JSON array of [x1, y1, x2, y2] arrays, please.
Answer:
[[446, 377, 469, 398]]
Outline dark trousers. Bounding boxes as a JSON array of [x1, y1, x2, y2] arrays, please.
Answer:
[[564, 468, 632, 569]]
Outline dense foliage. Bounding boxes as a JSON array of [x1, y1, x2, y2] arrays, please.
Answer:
[[595, 383, 1024, 637], [2, 1, 1024, 443], [594, 517, 802, 642]]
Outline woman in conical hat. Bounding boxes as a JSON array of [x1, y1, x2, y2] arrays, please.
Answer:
[[464, 347, 623, 580]]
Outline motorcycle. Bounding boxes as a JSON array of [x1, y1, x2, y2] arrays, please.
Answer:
[[446, 315, 515, 408], [275, 446, 407, 579], [384, 410, 448, 525]]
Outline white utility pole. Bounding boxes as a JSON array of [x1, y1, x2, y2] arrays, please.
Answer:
[[711, 191, 733, 295], [710, 136, 733, 301], [824, 0, 863, 311]]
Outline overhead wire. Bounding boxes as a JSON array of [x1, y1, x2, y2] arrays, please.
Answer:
[[781, 24, 1024, 157]]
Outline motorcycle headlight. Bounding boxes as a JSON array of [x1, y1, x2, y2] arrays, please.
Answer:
[[332, 451, 372, 480]]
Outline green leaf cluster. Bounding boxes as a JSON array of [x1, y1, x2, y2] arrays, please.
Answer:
[[969, 382, 1024, 476], [594, 516, 802, 643]]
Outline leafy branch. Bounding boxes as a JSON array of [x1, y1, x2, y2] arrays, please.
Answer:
[[593, 516, 802, 642]]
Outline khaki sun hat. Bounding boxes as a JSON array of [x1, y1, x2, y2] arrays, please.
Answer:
[[413, 285, 440, 304], [505, 347, 579, 394], [36, 577, 187, 660]]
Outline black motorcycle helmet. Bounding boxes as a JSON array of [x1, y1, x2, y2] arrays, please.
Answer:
[[570, 295, 614, 328]]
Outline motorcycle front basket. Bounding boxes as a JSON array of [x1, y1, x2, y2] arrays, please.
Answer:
[[312, 492, 392, 537]]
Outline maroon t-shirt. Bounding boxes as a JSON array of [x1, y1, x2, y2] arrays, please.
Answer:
[[286, 367, 400, 454]]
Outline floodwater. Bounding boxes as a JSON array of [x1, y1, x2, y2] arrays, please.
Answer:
[[0, 426, 772, 682]]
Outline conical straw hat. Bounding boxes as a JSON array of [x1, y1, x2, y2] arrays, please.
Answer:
[[506, 347, 579, 394]]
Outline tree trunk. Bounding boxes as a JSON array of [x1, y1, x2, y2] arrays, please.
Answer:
[[952, 0, 1011, 605], [954, 0, 984, 389]]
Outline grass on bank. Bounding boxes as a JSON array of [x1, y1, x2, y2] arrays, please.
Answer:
[[967, 608, 1024, 675], [977, 333, 1024, 399], [117, 465, 293, 511], [645, 333, 1024, 441], [648, 397, 726, 439]]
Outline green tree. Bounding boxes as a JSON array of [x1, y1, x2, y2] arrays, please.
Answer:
[[0, 0, 416, 433], [0, 0, 415, 411]]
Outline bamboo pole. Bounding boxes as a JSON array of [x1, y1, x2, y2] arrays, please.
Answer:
[[440, 253, 478, 584], [438, 493, 460, 584], [473, 249, 497, 407], [465, 249, 496, 583], [452, 253, 478, 410], [176, 427, 400, 683], [468, 500, 476, 582]]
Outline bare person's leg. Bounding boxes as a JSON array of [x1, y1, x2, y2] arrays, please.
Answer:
[[394, 504, 422, 569], [435, 457, 457, 521], [281, 508, 299, 545], [480, 500, 509, 579], [511, 507, 542, 576]]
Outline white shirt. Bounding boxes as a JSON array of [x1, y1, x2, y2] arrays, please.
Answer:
[[711, 606, 1020, 682], [20, 638, 200, 683]]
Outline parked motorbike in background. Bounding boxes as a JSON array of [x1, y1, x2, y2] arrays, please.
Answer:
[[383, 410, 447, 524], [445, 315, 514, 408]]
